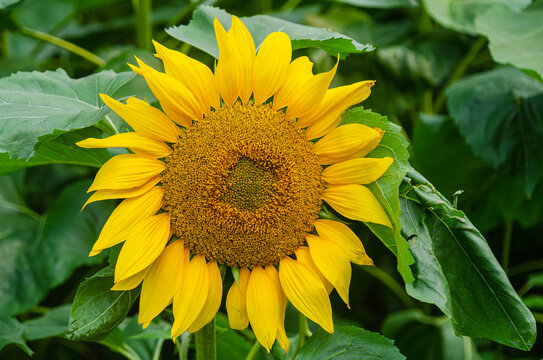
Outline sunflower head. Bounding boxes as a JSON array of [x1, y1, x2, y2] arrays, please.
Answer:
[[78, 15, 393, 353]]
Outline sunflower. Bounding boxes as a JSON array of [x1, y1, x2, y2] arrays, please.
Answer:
[[78, 16, 393, 352]]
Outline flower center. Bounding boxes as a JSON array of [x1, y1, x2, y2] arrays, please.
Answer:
[[161, 103, 323, 268]]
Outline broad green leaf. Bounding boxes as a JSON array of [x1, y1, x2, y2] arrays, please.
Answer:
[[475, 5, 543, 80], [342, 107, 414, 283], [0, 318, 32, 356], [296, 325, 405, 359], [421, 0, 530, 35], [382, 310, 482, 360], [0, 177, 113, 317], [0, 0, 19, 9], [166, 6, 373, 59], [216, 313, 252, 360], [0, 127, 110, 175], [0, 69, 134, 160], [446, 67, 543, 197], [67, 268, 139, 341], [400, 168, 536, 350], [332, 0, 418, 8], [23, 304, 71, 341]]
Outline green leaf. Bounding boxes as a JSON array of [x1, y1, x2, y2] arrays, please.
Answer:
[[446, 67, 543, 197], [400, 168, 536, 350], [166, 6, 373, 60], [67, 268, 139, 341], [0, 176, 114, 317], [23, 304, 71, 341], [421, 0, 530, 35], [0, 69, 134, 160], [0, 127, 110, 175], [216, 313, 252, 360], [475, 4, 543, 80], [295, 325, 405, 359], [0, 0, 19, 9], [341, 107, 414, 283], [524, 272, 543, 292], [0, 318, 32, 356], [332, 0, 418, 8]]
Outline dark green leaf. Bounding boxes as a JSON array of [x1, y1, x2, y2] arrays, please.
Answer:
[[296, 325, 405, 359], [0, 177, 113, 317], [67, 268, 139, 341], [23, 304, 71, 341], [475, 4, 543, 80], [446, 67, 543, 197], [0, 127, 110, 175], [0, 69, 134, 160], [342, 107, 414, 283], [332, 0, 418, 8], [421, 0, 530, 35], [400, 168, 536, 350], [0, 318, 32, 356], [166, 6, 373, 60], [216, 313, 252, 360]]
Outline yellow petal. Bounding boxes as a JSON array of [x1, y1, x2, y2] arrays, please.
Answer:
[[265, 266, 289, 353], [306, 234, 352, 308], [114, 213, 171, 282], [226, 267, 250, 330], [77, 132, 172, 158], [252, 32, 291, 105], [139, 241, 187, 324], [153, 40, 220, 112], [90, 186, 163, 256], [129, 57, 203, 126], [187, 261, 223, 333], [214, 18, 241, 106], [246, 266, 279, 352], [295, 246, 333, 294], [100, 95, 180, 143], [314, 219, 373, 266], [312, 124, 381, 165], [82, 175, 161, 209], [274, 57, 338, 120], [87, 154, 164, 192], [322, 184, 392, 228], [278, 257, 333, 334], [229, 16, 255, 104], [322, 157, 393, 186], [301, 80, 375, 138], [111, 266, 150, 291], [171, 255, 210, 338], [356, 127, 385, 158]]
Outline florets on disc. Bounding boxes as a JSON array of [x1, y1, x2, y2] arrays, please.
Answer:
[[161, 103, 323, 267]]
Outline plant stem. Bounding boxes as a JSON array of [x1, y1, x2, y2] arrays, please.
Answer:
[[294, 313, 310, 357], [463, 336, 472, 360], [244, 341, 261, 360], [17, 26, 106, 67], [433, 37, 486, 113], [195, 318, 216, 360], [179, 332, 191, 360], [167, 0, 206, 28], [360, 266, 416, 308], [135, 0, 152, 50], [501, 220, 513, 275]]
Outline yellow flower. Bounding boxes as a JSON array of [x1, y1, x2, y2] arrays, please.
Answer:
[[78, 16, 393, 353]]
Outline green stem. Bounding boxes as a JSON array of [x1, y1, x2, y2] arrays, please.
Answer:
[[501, 220, 513, 275], [179, 333, 191, 360], [294, 313, 310, 357], [167, 0, 206, 28], [463, 336, 472, 360], [195, 318, 216, 360], [433, 37, 486, 113], [135, 0, 152, 50], [244, 341, 261, 360], [360, 266, 416, 309], [17, 26, 105, 67]]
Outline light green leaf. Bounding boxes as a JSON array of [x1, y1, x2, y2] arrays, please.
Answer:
[[67, 268, 139, 341], [475, 4, 543, 80], [421, 0, 530, 35], [0, 176, 113, 317], [0, 0, 19, 9], [446, 67, 543, 197], [0, 318, 32, 356], [296, 325, 405, 359], [341, 107, 414, 283], [166, 6, 373, 59], [0, 127, 110, 175], [400, 168, 536, 350], [0, 69, 134, 160], [23, 304, 71, 341], [333, 0, 418, 8]]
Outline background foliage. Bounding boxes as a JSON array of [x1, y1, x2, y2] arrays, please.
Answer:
[[0, 0, 541, 359]]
